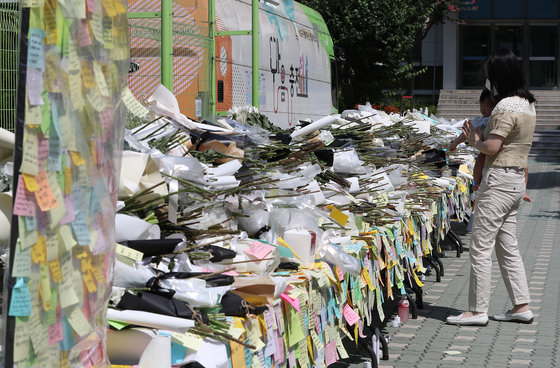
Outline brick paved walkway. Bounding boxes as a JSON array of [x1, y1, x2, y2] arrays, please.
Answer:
[[342, 160, 560, 368]]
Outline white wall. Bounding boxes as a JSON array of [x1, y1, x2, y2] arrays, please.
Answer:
[[442, 20, 458, 89]]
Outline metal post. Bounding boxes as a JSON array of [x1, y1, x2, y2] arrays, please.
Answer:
[[209, 0, 216, 119], [252, 0, 259, 108], [161, 0, 173, 90]]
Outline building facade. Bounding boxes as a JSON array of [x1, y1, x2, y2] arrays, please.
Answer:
[[418, 0, 560, 96]]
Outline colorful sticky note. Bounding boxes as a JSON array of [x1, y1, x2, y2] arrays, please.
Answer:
[[327, 205, 349, 227], [66, 306, 93, 337], [13, 175, 37, 217], [27, 28, 46, 70], [9, 278, 33, 317], [342, 303, 360, 326], [34, 171, 58, 211], [244, 240, 275, 259]]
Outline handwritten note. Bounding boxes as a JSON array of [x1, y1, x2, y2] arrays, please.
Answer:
[[71, 211, 91, 245], [9, 278, 32, 316], [13, 175, 37, 216], [67, 306, 93, 337], [20, 129, 39, 175], [27, 68, 45, 105], [342, 303, 360, 326], [34, 171, 58, 211], [323, 340, 337, 366], [122, 87, 148, 118], [244, 240, 275, 259], [28, 28, 46, 70]]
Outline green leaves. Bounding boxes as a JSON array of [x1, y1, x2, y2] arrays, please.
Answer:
[[298, 0, 468, 107]]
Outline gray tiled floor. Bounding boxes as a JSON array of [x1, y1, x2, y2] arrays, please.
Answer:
[[343, 160, 560, 368]]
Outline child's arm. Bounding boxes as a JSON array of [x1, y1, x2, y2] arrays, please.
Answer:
[[449, 132, 467, 152], [523, 165, 531, 202], [472, 153, 485, 191]]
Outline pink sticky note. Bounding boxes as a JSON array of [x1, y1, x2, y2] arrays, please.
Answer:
[[222, 270, 239, 276], [337, 266, 344, 281], [314, 312, 321, 334], [280, 293, 300, 313], [324, 340, 338, 366], [48, 318, 63, 345], [343, 303, 360, 326], [13, 175, 36, 217], [288, 348, 296, 368], [244, 240, 275, 259], [77, 19, 92, 47], [274, 335, 284, 363]]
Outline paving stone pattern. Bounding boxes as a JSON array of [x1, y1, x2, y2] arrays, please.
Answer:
[[340, 161, 560, 368]]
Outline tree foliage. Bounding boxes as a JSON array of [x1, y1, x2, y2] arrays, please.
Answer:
[[298, 0, 471, 108]]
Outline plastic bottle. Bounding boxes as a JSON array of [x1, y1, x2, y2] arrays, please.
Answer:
[[398, 297, 410, 322]]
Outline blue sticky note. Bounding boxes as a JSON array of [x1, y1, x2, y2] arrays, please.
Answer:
[[244, 346, 253, 368], [24, 215, 37, 231], [171, 342, 186, 364], [8, 278, 32, 317], [62, 317, 75, 351], [71, 211, 91, 245], [27, 28, 46, 70]]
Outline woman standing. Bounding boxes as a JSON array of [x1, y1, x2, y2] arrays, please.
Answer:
[[446, 49, 535, 326]]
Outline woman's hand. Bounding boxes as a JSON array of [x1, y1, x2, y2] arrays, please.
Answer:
[[462, 121, 480, 146]]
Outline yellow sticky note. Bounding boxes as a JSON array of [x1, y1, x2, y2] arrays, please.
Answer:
[[70, 151, 85, 166], [362, 267, 374, 291], [172, 332, 203, 350], [64, 166, 73, 196], [115, 243, 144, 262], [412, 268, 424, 287], [22, 173, 39, 192], [49, 259, 63, 283], [32, 235, 47, 264], [327, 205, 349, 227]]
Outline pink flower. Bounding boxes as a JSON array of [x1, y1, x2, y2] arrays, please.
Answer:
[[448, 4, 455, 11]]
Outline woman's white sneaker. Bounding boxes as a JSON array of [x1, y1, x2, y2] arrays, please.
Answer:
[[493, 310, 534, 324]]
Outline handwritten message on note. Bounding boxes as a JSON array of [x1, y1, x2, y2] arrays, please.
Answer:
[[34, 171, 59, 211], [342, 303, 360, 326], [9, 278, 32, 317], [244, 240, 275, 259], [13, 175, 36, 217], [28, 28, 46, 70]]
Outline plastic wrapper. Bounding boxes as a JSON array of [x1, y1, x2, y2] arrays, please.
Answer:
[[3, 0, 129, 365], [332, 149, 364, 174], [113, 261, 157, 289], [158, 278, 226, 308], [318, 243, 361, 276]]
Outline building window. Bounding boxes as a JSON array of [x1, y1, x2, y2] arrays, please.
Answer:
[[494, 0, 525, 18], [461, 0, 492, 19], [460, 26, 491, 87], [528, 0, 559, 19]]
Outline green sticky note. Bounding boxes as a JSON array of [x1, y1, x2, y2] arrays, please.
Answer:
[[275, 245, 294, 258], [286, 306, 305, 348], [40, 92, 52, 134], [108, 320, 129, 330]]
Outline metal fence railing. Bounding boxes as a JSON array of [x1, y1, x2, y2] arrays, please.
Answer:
[[0, 2, 20, 132]]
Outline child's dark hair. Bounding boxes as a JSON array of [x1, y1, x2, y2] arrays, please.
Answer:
[[484, 48, 536, 103], [480, 88, 492, 103]]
